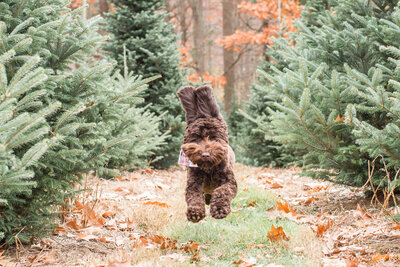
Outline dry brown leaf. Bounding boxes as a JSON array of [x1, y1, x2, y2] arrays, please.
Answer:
[[271, 182, 283, 189], [276, 201, 297, 216], [66, 218, 81, 230], [355, 204, 372, 220], [246, 200, 257, 207], [180, 241, 199, 254], [145, 169, 155, 175], [233, 255, 257, 267], [335, 114, 345, 122], [314, 220, 332, 237], [391, 224, 400, 230], [267, 224, 289, 242], [243, 188, 249, 192], [304, 196, 319, 205], [144, 201, 170, 208], [345, 258, 358, 267], [102, 210, 116, 218], [114, 175, 123, 181], [371, 252, 389, 263]]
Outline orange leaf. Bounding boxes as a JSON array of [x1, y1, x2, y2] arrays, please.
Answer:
[[102, 211, 116, 218], [180, 241, 199, 254], [276, 201, 297, 216], [356, 204, 372, 220], [144, 201, 170, 208], [304, 196, 319, 205], [271, 182, 283, 189], [392, 224, 400, 230], [267, 224, 289, 242], [371, 253, 389, 263], [314, 220, 332, 237], [145, 169, 154, 175], [335, 114, 345, 122], [66, 218, 81, 230], [246, 200, 257, 207]]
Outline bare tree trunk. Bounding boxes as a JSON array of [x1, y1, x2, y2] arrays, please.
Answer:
[[178, 0, 189, 46], [188, 0, 206, 75], [223, 0, 236, 112], [99, 0, 109, 17]]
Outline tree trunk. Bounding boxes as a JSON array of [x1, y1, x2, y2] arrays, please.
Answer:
[[178, 0, 189, 46], [223, 0, 236, 112], [188, 0, 206, 75], [99, 0, 109, 17]]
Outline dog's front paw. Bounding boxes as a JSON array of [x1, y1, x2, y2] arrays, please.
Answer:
[[210, 202, 231, 219], [187, 205, 206, 223]]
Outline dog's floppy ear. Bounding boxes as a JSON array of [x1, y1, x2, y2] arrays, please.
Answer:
[[177, 86, 197, 123], [194, 86, 222, 119]]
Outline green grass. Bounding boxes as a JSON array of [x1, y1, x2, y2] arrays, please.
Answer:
[[163, 186, 320, 267]]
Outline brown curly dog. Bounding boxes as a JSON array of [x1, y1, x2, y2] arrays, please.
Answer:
[[177, 85, 237, 223]]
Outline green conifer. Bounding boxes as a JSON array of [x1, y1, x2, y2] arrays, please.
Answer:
[[239, 0, 400, 186], [106, 0, 185, 169], [0, 0, 164, 243]]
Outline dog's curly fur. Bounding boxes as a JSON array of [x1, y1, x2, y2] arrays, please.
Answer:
[[177, 85, 237, 222]]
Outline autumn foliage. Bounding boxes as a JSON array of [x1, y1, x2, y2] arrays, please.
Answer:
[[218, 0, 302, 50]]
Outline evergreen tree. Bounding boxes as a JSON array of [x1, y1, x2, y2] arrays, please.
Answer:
[[106, 0, 185, 169], [240, 0, 400, 186], [0, 0, 164, 243]]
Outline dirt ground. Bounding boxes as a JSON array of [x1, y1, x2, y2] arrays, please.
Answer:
[[1, 164, 400, 266]]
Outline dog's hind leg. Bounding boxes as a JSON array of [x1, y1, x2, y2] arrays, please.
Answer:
[[194, 86, 223, 119]]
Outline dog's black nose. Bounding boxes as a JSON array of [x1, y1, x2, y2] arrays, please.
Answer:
[[201, 152, 210, 158]]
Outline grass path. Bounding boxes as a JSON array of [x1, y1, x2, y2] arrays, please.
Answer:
[[2, 165, 400, 266]]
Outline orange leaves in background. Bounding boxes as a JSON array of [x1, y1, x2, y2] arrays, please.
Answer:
[[188, 73, 227, 89], [267, 224, 289, 242], [276, 201, 297, 216], [144, 201, 170, 208], [218, 0, 302, 50], [69, 0, 96, 8]]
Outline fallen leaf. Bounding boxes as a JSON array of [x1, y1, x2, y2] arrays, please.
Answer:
[[267, 224, 289, 242], [76, 233, 99, 241], [391, 224, 400, 230], [276, 201, 297, 216], [66, 218, 81, 230], [144, 169, 155, 175], [234, 255, 257, 267], [314, 220, 332, 237], [345, 258, 358, 267], [371, 252, 389, 263], [271, 182, 283, 189], [102, 210, 116, 218], [144, 201, 170, 208], [355, 204, 372, 220], [304, 196, 319, 205], [246, 200, 257, 207], [180, 241, 199, 254]]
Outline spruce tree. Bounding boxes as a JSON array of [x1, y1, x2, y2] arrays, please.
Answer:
[[0, 0, 164, 243], [240, 0, 400, 186], [106, 0, 185, 169]]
